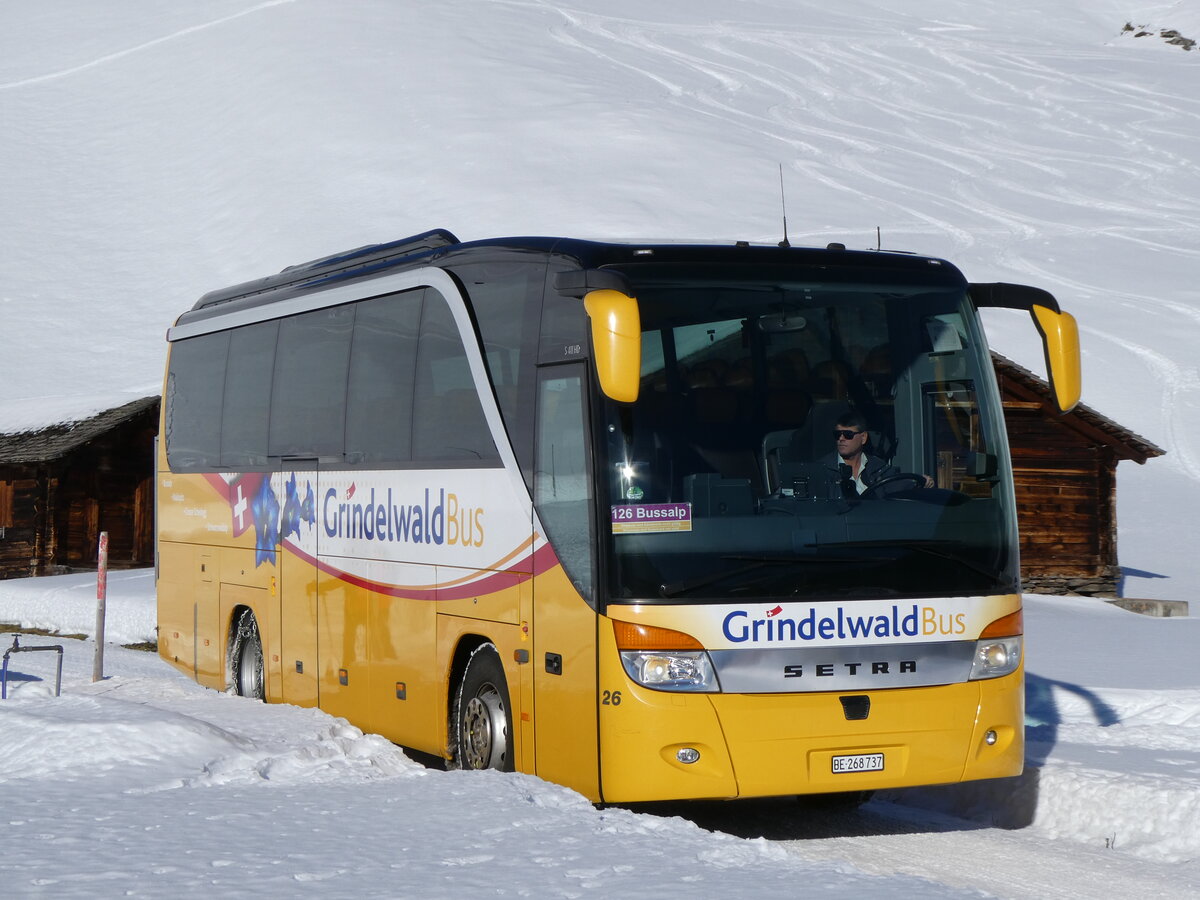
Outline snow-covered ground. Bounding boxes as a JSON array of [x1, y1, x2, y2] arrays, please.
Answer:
[[1, 572, 1197, 897]]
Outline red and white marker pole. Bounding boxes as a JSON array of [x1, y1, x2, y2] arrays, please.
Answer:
[[93, 531, 108, 683]]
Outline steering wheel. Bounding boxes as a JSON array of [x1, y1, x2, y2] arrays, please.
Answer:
[[861, 472, 927, 499]]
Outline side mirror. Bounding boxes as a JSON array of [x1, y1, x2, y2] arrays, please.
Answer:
[[584, 289, 641, 403], [970, 283, 1082, 414], [1031, 305, 1081, 412]]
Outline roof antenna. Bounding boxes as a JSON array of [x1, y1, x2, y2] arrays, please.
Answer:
[[876, 226, 881, 251], [778, 164, 791, 248]]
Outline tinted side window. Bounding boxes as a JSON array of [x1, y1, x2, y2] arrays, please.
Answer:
[[454, 260, 544, 487], [534, 367, 594, 604], [166, 331, 229, 471], [345, 289, 422, 465], [270, 305, 354, 460], [538, 261, 588, 364], [221, 320, 278, 469], [412, 289, 498, 463]]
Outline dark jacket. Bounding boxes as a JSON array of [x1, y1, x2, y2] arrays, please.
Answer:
[[820, 452, 899, 497]]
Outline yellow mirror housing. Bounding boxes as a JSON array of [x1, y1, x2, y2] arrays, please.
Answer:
[[1032, 305, 1081, 412], [584, 289, 641, 403]]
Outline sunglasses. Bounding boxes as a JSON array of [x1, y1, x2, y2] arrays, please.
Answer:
[[833, 429, 863, 440]]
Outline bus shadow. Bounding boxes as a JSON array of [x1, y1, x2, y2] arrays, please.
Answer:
[[864, 674, 1120, 831], [617, 795, 994, 841], [1025, 672, 1120, 764]]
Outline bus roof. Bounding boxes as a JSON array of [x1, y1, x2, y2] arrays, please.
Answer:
[[176, 229, 967, 328]]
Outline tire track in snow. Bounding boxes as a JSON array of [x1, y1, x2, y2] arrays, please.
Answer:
[[538, 2, 1200, 258], [781, 802, 1200, 900], [0, 0, 296, 91], [541, 8, 1007, 245], [1081, 327, 1200, 481]]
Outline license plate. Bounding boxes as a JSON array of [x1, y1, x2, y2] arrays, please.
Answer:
[[831, 753, 884, 774]]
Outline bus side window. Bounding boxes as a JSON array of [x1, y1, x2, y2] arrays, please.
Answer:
[[269, 306, 354, 461], [166, 331, 229, 471], [534, 368, 594, 603], [924, 381, 993, 497], [453, 259, 544, 487], [346, 290, 422, 465], [221, 320, 278, 469], [412, 289, 499, 463]]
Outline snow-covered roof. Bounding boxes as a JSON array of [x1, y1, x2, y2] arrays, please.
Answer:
[[992, 353, 1165, 464], [0, 395, 159, 465]]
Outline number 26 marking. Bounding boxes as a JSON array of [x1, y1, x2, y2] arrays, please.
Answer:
[[602, 689, 622, 706]]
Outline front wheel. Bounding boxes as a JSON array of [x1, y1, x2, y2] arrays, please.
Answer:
[[452, 644, 513, 772], [230, 609, 265, 701]]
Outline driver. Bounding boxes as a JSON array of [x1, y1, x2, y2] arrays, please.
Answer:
[[824, 410, 932, 497]]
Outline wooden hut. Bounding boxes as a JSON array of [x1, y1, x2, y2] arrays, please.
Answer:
[[0, 396, 159, 579], [994, 353, 1164, 597]]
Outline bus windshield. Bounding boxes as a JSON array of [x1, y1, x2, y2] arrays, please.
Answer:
[[599, 265, 1019, 604]]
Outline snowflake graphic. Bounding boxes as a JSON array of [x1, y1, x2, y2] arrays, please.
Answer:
[[252, 476, 281, 566], [281, 473, 317, 542]]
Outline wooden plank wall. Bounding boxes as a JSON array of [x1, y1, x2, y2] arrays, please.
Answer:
[[1004, 403, 1116, 580], [1, 406, 157, 579], [53, 413, 156, 569]]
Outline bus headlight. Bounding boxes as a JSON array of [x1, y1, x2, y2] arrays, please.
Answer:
[[620, 651, 719, 692], [969, 636, 1022, 680]]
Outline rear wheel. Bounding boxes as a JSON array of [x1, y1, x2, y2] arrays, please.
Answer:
[[230, 609, 265, 701], [452, 644, 513, 771]]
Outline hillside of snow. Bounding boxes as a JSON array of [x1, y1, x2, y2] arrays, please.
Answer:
[[3, 1, 1197, 602], [2, 3, 1199, 894]]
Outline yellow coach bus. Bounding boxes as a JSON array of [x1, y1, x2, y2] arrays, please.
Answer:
[[156, 229, 1080, 803]]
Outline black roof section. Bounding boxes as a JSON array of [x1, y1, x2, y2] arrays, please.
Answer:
[[190, 228, 461, 314], [176, 228, 969, 329]]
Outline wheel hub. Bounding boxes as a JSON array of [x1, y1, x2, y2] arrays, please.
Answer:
[[462, 686, 506, 769]]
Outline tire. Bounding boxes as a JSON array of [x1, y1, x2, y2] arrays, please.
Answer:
[[452, 644, 513, 772], [230, 609, 265, 701]]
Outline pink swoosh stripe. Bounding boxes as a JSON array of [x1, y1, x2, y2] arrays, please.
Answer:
[[285, 540, 562, 601]]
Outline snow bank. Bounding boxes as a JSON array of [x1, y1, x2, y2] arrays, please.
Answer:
[[0, 648, 964, 898], [2, 579, 1198, 888], [886, 596, 1200, 864]]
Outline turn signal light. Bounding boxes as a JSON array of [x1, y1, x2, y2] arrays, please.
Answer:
[[612, 620, 703, 651], [979, 609, 1023, 639]]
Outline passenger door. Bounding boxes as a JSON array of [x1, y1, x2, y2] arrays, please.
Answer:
[[532, 365, 600, 799]]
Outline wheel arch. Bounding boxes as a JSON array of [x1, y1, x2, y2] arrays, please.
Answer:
[[446, 634, 499, 724]]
